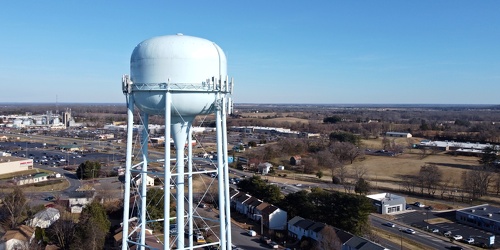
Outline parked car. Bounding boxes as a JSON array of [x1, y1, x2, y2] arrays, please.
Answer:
[[425, 206, 434, 210], [444, 231, 452, 237], [404, 228, 416, 234], [247, 230, 256, 237], [452, 235, 463, 240], [430, 228, 439, 233], [464, 237, 474, 244], [269, 241, 279, 249], [414, 202, 425, 207]]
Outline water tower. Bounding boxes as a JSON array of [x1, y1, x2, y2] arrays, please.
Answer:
[[121, 34, 234, 250]]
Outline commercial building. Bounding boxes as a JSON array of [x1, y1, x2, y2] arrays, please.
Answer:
[[0, 155, 33, 175], [456, 204, 500, 235], [366, 193, 407, 214]]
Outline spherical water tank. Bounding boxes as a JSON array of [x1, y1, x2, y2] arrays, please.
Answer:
[[130, 34, 227, 116]]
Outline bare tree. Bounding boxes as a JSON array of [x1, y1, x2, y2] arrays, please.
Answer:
[[462, 166, 493, 200], [0, 187, 30, 229], [313, 225, 342, 250], [353, 165, 368, 180], [418, 164, 442, 196], [48, 211, 78, 250]]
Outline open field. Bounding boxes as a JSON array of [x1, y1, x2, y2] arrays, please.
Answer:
[[353, 138, 480, 185]]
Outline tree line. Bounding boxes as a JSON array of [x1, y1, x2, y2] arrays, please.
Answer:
[[237, 175, 373, 236]]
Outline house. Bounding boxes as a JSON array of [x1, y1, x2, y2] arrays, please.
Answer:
[[308, 222, 326, 241], [261, 204, 288, 230], [234, 193, 251, 214], [290, 155, 302, 165], [68, 190, 95, 213], [288, 216, 315, 240], [132, 174, 155, 187], [245, 198, 263, 219], [258, 162, 272, 175], [28, 207, 60, 228], [366, 193, 406, 214], [0, 225, 35, 250], [287, 216, 388, 250]]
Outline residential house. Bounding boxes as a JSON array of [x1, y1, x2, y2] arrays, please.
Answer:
[[288, 216, 315, 240], [0, 225, 35, 250], [262, 204, 288, 230], [290, 155, 302, 165], [28, 207, 60, 229], [132, 174, 155, 187], [308, 222, 326, 241], [287, 216, 388, 250], [234, 193, 251, 214], [68, 190, 95, 213], [245, 197, 263, 219], [258, 162, 272, 175]]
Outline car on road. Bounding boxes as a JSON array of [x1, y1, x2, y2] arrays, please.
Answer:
[[464, 237, 474, 244], [383, 222, 395, 227], [452, 235, 463, 240], [404, 228, 416, 234], [44, 196, 55, 201], [449, 246, 463, 250]]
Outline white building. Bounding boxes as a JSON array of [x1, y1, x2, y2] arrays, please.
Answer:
[[261, 204, 288, 230], [366, 193, 407, 214], [258, 162, 272, 175], [0, 156, 33, 175], [28, 207, 60, 229], [68, 191, 95, 213]]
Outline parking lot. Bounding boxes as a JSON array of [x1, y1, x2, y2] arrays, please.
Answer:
[[393, 204, 497, 248]]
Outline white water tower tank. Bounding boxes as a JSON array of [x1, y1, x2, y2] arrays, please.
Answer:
[[130, 33, 227, 116]]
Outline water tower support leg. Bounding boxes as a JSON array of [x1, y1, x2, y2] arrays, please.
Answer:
[[216, 99, 226, 250], [222, 97, 232, 249], [122, 94, 135, 250], [164, 92, 172, 249], [140, 113, 149, 250]]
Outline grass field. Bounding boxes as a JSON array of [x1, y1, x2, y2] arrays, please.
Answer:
[[353, 138, 480, 186]]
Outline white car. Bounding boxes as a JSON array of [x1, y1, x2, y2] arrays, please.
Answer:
[[464, 237, 474, 244], [404, 228, 416, 234], [452, 235, 463, 240]]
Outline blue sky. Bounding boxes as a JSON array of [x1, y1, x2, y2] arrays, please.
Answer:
[[1, 1, 499, 104]]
